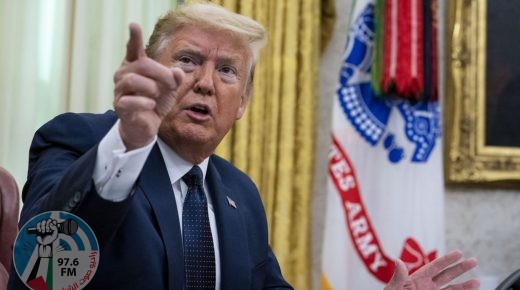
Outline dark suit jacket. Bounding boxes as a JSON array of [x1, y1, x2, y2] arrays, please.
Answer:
[[9, 111, 292, 290]]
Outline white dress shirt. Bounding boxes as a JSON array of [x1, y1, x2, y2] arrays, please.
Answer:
[[92, 120, 221, 290]]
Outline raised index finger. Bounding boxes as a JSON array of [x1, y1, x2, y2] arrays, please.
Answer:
[[126, 23, 145, 62]]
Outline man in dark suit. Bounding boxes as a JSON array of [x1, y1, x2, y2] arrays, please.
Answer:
[[10, 2, 479, 290], [10, 3, 290, 290]]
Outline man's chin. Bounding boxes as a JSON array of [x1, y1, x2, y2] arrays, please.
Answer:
[[160, 123, 222, 151], [176, 127, 217, 147]]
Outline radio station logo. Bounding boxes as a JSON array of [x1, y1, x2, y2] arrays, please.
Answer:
[[13, 211, 99, 290]]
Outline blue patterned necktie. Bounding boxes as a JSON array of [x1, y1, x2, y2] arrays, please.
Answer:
[[182, 166, 216, 289]]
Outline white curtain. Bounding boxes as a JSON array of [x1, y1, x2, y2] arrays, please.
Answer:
[[0, 0, 177, 187]]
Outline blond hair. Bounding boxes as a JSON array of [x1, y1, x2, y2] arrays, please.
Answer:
[[145, 2, 267, 64]]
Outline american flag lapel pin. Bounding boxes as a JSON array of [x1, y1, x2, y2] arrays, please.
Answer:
[[226, 196, 237, 209]]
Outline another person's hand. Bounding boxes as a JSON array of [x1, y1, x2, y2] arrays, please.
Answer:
[[384, 250, 479, 290], [113, 23, 184, 150]]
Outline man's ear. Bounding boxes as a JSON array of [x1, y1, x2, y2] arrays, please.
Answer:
[[236, 62, 255, 119], [235, 88, 251, 120]]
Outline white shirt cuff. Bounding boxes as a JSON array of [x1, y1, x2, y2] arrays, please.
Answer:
[[93, 120, 156, 202]]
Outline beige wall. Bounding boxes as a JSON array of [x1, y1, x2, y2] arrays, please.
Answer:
[[312, 0, 520, 289]]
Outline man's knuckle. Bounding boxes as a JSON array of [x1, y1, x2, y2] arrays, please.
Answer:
[[124, 73, 137, 86], [114, 71, 121, 83]]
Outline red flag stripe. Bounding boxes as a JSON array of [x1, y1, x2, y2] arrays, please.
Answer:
[[329, 135, 395, 283]]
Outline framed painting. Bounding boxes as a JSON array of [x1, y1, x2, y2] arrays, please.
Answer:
[[445, 0, 520, 184]]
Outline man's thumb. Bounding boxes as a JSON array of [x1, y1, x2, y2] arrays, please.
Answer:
[[390, 259, 409, 283]]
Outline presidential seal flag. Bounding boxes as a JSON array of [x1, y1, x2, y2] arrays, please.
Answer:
[[320, 0, 444, 289]]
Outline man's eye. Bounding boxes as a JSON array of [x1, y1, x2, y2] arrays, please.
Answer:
[[178, 56, 194, 64], [219, 66, 236, 75], [174, 56, 197, 72]]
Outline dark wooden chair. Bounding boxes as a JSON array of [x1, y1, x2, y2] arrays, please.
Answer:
[[0, 167, 19, 289], [496, 269, 520, 290]]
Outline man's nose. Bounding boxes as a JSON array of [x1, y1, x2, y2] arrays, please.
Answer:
[[193, 64, 215, 96]]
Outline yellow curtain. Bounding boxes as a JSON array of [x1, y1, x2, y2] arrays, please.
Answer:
[[182, 0, 335, 289]]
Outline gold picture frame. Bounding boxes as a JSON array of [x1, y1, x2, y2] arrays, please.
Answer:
[[445, 0, 520, 184]]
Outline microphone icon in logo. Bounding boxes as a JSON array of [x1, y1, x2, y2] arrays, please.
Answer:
[[26, 219, 78, 236]]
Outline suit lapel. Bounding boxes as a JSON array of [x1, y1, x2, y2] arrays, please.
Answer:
[[207, 158, 250, 289], [138, 144, 184, 290]]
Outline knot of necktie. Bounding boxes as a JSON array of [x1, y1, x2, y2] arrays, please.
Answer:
[[182, 166, 203, 188]]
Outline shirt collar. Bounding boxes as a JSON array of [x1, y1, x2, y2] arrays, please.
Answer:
[[157, 138, 209, 185]]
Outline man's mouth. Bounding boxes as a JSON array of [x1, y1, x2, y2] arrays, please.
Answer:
[[185, 104, 212, 122], [188, 104, 210, 115]]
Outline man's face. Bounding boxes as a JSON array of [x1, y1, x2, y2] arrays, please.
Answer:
[[157, 24, 252, 152]]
